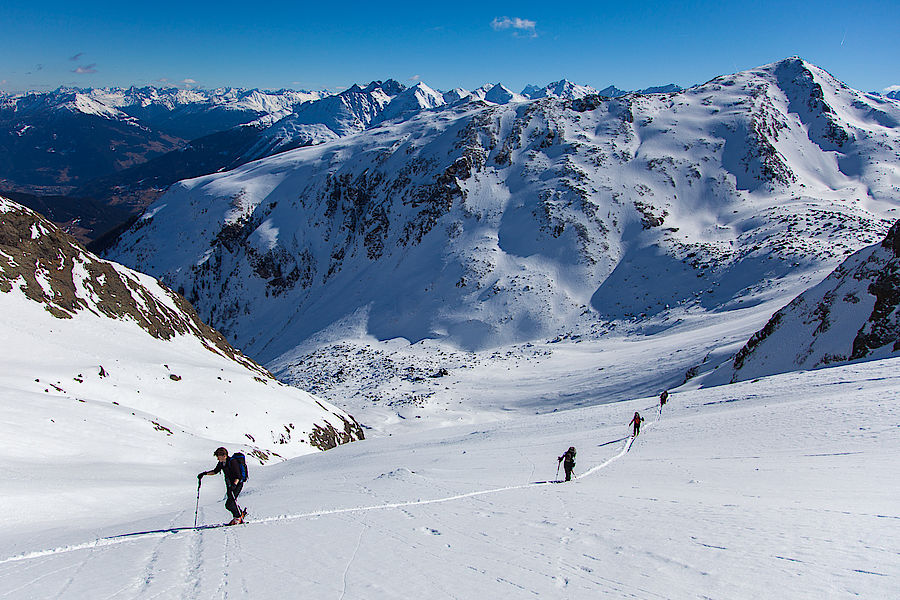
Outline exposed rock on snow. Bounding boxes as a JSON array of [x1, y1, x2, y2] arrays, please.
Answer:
[[719, 218, 900, 383]]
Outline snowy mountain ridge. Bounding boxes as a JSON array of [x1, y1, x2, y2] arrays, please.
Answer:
[[0, 86, 329, 122], [0, 77, 680, 201], [520, 80, 684, 100], [102, 57, 900, 426]]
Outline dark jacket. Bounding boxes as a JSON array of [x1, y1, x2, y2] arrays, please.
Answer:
[[213, 456, 244, 487]]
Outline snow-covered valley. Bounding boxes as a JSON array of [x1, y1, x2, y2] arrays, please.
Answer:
[[2, 357, 897, 598]]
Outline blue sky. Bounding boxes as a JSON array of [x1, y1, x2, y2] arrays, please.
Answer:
[[1, 0, 897, 94]]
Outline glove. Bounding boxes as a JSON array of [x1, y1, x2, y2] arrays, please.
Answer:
[[197, 472, 205, 480]]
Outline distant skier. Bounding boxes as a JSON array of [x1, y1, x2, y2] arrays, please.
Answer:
[[558, 446, 576, 482], [630, 411, 644, 437], [659, 390, 669, 409], [198, 447, 248, 525]]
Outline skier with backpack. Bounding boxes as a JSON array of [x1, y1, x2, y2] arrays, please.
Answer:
[[198, 447, 248, 525], [558, 446, 576, 482], [630, 411, 644, 437]]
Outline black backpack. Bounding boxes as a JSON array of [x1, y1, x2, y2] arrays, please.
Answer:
[[231, 452, 248, 482]]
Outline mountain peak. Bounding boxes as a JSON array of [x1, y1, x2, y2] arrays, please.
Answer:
[[523, 79, 599, 100], [483, 83, 526, 104], [377, 81, 445, 123]]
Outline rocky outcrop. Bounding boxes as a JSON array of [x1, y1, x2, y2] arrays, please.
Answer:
[[0, 197, 266, 373], [724, 219, 900, 383]]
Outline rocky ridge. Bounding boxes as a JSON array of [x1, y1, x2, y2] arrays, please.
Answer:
[[0, 196, 364, 454], [718, 218, 900, 383]]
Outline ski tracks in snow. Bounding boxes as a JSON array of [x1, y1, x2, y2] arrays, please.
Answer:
[[339, 516, 368, 600], [0, 413, 658, 569]]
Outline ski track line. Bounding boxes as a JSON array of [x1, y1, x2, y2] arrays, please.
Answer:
[[339, 517, 367, 600], [135, 510, 185, 596], [1, 413, 663, 567]]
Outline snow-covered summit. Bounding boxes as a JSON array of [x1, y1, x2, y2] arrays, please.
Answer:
[[377, 82, 446, 123], [480, 83, 528, 104], [442, 88, 472, 105], [263, 79, 403, 142]]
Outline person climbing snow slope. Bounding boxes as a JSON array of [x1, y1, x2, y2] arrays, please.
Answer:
[[558, 446, 577, 482], [198, 447, 248, 525], [630, 411, 644, 438]]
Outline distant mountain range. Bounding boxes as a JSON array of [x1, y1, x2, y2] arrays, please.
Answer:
[[1, 78, 688, 242], [0, 87, 324, 196]]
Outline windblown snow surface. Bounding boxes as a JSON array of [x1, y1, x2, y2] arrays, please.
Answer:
[[1, 357, 898, 598]]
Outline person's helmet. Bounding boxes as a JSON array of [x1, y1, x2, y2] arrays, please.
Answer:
[[568, 446, 575, 452], [214, 447, 228, 457]]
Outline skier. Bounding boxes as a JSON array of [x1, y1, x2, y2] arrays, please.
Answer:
[[630, 411, 644, 437], [659, 390, 669, 408], [198, 447, 247, 525], [558, 446, 576, 482]]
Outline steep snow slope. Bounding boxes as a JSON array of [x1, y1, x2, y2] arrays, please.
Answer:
[[0, 197, 362, 528], [708, 219, 900, 383], [376, 82, 446, 124], [107, 58, 900, 371], [1, 357, 897, 598]]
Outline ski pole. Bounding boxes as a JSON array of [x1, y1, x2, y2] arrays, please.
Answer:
[[556, 460, 561, 481], [194, 478, 202, 528]]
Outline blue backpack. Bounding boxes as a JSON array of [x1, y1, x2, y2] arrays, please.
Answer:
[[231, 452, 248, 482]]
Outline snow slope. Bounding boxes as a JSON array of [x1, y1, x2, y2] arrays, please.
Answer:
[[1, 357, 896, 598], [0, 197, 363, 529]]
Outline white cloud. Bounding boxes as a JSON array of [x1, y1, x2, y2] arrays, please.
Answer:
[[491, 16, 537, 37], [73, 64, 97, 74], [408, 75, 422, 82], [69, 52, 84, 62], [884, 85, 900, 93]]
